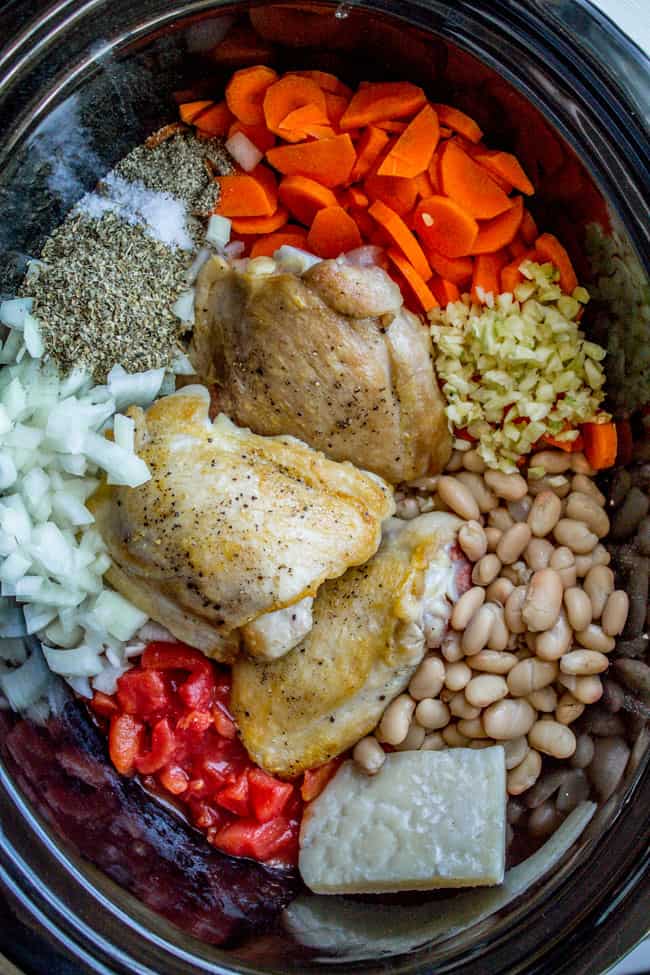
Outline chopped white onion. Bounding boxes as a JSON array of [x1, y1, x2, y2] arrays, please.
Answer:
[[185, 246, 211, 285], [171, 351, 195, 376], [0, 646, 50, 710], [43, 643, 105, 677], [345, 245, 385, 267], [206, 214, 232, 249], [0, 454, 17, 491], [107, 364, 165, 410], [224, 240, 245, 259], [92, 590, 148, 642], [274, 245, 321, 274], [84, 431, 150, 487], [23, 314, 44, 358], [113, 413, 135, 453], [91, 662, 131, 695], [225, 131, 263, 173], [171, 288, 195, 324], [0, 298, 33, 329]]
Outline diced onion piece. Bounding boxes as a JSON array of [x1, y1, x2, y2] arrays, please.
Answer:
[[84, 431, 150, 487], [0, 646, 51, 709], [113, 413, 135, 453], [92, 590, 148, 642], [171, 352, 195, 376], [0, 298, 33, 329], [344, 245, 384, 267], [91, 662, 131, 695], [224, 240, 245, 259], [225, 132, 263, 173], [171, 289, 195, 324], [23, 603, 58, 634], [185, 246, 211, 285], [0, 552, 31, 584], [42, 643, 105, 677], [107, 364, 165, 410], [0, 454, 17, 491], [23, 314, 44, 358], [206, 214, 232, 249], [274, 245, 321, 275]]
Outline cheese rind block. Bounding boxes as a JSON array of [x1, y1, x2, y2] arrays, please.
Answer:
[[299, 748, 506, 894]]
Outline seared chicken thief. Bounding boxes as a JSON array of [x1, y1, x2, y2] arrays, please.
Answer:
[[191, 257, 451, 484], [231, 512, 467, 777], [90, 386, 394, 661]]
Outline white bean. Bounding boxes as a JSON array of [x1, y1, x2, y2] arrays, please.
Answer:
[[570, 453, 595, 475], [507, 748, 542, 795], [560, 649, 609, 676], [497, 523, 532, 565], [377, 694, 415, 745], [442, 723, 470, 747], [353, 736, 386, 774], [451, 586, 485, 631], [507, 658, 558, 696], [445, 660, 472, 691], [535, 609, 572, 660], [465, 673, 508, 708], [462, 604, 495, 655], [485, 577, 515, 604], [393, 721, 426, 751], [549, 545, 577, 588], [583, 565, 614, 619], [483, 698, 536, 739], [445, 450, 464, 472], [602, 591, 629, 637], [415, 698, 450, 730], [555, 691, 585, 725], [528, 720, 576, 759], [458, 717, 489, 739], [458, 520, 487, 562], [471, 650, 519, 673], [441, 629, 464, 662], [486, 603, 509, 651], [566, 492, 610, 538], [408, 655, 446, 700], [571, 474, 605, 505], [531, 450, 572, 473], [472, 553, 502, 586], [437, 476, 480, 521], [485, 526, 503, 552], [504, 586, 527, 634], [488, 507, 514, 531], [421, 732, 445, 751], [462, 448, 486, 473], [527, 686, 557, 712], [558, 673, 603, 704], [504, 736, 529, 770], [575, 624, 615, 653], [449, 691, 481, 719], [528, 474, 571, 498], [528, 490, 563, 537], [524, 537, 554, 571], [456, 472, 498, 512], [563, 587, 593, 631], [522, 568, 563, 631], [484, 470, 528, 501], [553, 518, 598, 554]]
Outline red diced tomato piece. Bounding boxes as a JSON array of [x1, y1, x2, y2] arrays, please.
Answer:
[[213, 704, 237, 739], [135, 717, 176, 774], [108, 713, 144, 775], [142, 642, 212, 673], [157, 763, 190, 795], [301, 757, 342, 802], [216, 771, 251, 817], [212, 816, 299, 864], [91, 690, 119, 718], [248, 767, 294, 823], [116, 669, 171, 717], [176, 709, 214, 735], [188, 798, 225, 831], [179, 667, 216, 710]]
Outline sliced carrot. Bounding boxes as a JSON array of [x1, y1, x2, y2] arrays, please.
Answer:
[[324, 92, 350, 127], [375, 120, 408, 133], [471, 250, 508, 302], [414, 171, 434, 198], [263, 75, 327, 137], [368, 199, 431, 280], [509, 236, 528, 259], [387, 249, 438, 312], [349, 126, 390, 182], [179, 100, 214, 124], [430, 276, 460, 306], [439, 126, 453, 138], [215, 164, 278, 217], [291, 70, 353, 99], [582, 422, 617, 470], [339, 186, 369, 208], [472, 149, 534, 195], [304, 124, 338, 140], [250, 229, 309, 258], [534, 233, 578, 294], [350, 206, 376, 240], [426, 251, 474, 287], [340, 81, 426, 129], [413, 195, 478, 258], [228, 120, 276, 153], [278, 174, 338, 225], [472, 196, 524, 254], [307, 205, 362, 258], [225, 65, 278, 125], [432, 103, 483, 143], [520, 208, 539, 245], [377, 104, 440, 179], [364, 170, 418, 218], [230, 207, 289, 234], [500, 249, 539, 293], [192, 100, 234, 136], [266, 134, 356, 188], [277, 102, 330, 142], [542, 431, 584, 453], [439, 141, 513, 219]]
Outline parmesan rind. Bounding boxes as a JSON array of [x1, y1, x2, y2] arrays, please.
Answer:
[[299, 748, 506, 894]]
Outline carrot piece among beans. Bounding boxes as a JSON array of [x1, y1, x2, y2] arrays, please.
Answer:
[[263, 74, 327, 137], [231, 207, 289, 235], [278, 174, 338, 225], [534, 233, 578, 294], [216, 165, 278, 217], [471, 250, 508, 302], [582, 422, 618, 470], [249, 227, 308, 257]]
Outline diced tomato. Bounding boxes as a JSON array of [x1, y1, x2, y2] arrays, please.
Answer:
[[212, 816, 299, 863], [216, 771, 251, 817], [176, 709, 214, 736], [158, 763, 190, 795], [300, 757, 342, 802], [108, 713, 144, 775], [179, 667, 216, 710], [91, 691, 119, 718], [248, 767, 294, 822], [116, 669, 171, 717], [188, 798, 226, 831], [141, 642, 212, 673], [542, 431, 584, 452], [213, 704, 237, 739], [135, 717, 176, 774]]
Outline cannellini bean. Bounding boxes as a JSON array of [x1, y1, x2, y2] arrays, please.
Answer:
[[528, 490, 563, 537], [486, 576, 515, 604], [549, 545, 577, 588], [535, 609, 572, 660], [445, 660, 472, 691], [485, 526, 503, 552], [353, 736, 386, 774], [472, 553, 502, 586], [488, 507, 514, 531], [462, 448, 486, 473], [560, 649, 609, 676], [529, 720, 576, 759], [445, 450, 464, 472], [507, 658, 558, 696], [571, 474, 605, 505], [449, 691, 480, 719], [504, 586, 527, 634], [570, 733, 595, 768], [408, 655, 446, 700], [457, 716, 489, 739], [611, 487, 649, 540], [583, 565, 614, 619], [522, 568, 563, 632], [555, 691, 585, 725], [458, 520, 487, 562], [465, 673, 508, 708], [500, 560, 531, 586], [531, 450, 572, 474], [394, 721, 426, 751], [483, 470, 528, 501], [528, 474, 571, 498], [462, 604, 495, 655], [456, 472, 498, 512], [570, 452, 595, 475], [574, 553, 593, 577], [528, 800, 562, 838], [377, 694, 415, 745], [508, 496, 533, 523], [556, 768, 590, 813], [566, 492, 610, 538], [527, 686, 557, 712], [451, 586, 485, 630], [591, 543, 611, 567], [563, 586, 593, 631], [575, 624, 615, 653], [415, 698, 450, 730], [471, 650, 519, 673], [437, 476, 480, 521], [558, 673, 603, 704], [486, 603, 509, 651], [602, 591, 629, 636], [441, 629, 464, 662], [524, 537, 554, 571], [421, 732, 445, 750], [553, 518, 598, 554], [483, 698, 536, 739], [442, 723, 470, 747], [504, 736, 528, 770], [396, 497, 420, 520], [507, 748, 542, 795], [497, 523, 532, 565]]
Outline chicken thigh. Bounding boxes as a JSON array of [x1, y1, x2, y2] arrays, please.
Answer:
[[90, 386, 394, 661], [191, 257, 451, 484], [231, 512, 468, 777]]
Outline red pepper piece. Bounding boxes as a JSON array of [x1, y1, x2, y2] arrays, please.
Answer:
[[116, 669, 171, 717], [135, 717, 176, 774], [248, 767, 294, 822], [108, 713, 144, 775]]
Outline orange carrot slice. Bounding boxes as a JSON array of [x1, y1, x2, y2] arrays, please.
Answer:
[[509, 236, 528, 259], [192, 100, 234, 136], [216, 164, 278, 217], [263, 75, 327, 137], [440, 141, 513, 219], [472, 196, 524, 254], [377, 104, 440, 179], [414, 171, 434, 198], [250, 227, 308, 258], [368, 199, 431, 280], [500, 249, 539, 293], [340, 81, 426, 129], [228, 120, 276, 153], [231, 207, 289, 234], [387, 249, 438, 312], [582, 422, 617, 470], [225, 65, 278, 125], [339, 186, 369, 209], [520, 208, 538, 245], [432, 103, 483, 143], [471, 250, 508, 302], [413, 195, 478, 258], [278, 174, 338, 225], [426, 251, 474, 287], [291, 70, 353, 99], [534, 233, 578, 294], [349, 126, 390, 182], [307, 205, 362, 258], [375, 120, 408, 133], [266, 134, 356, 187], [430, 276, 460, 305], [364, 169, 418, 218], [179, 100, 214, 124], [277, 102, 330, 142], [472, 149, 534, 195], [324, 92, 350, 127]]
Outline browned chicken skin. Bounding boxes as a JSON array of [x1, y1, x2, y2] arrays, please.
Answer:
[[191, 257, 451, 484]]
